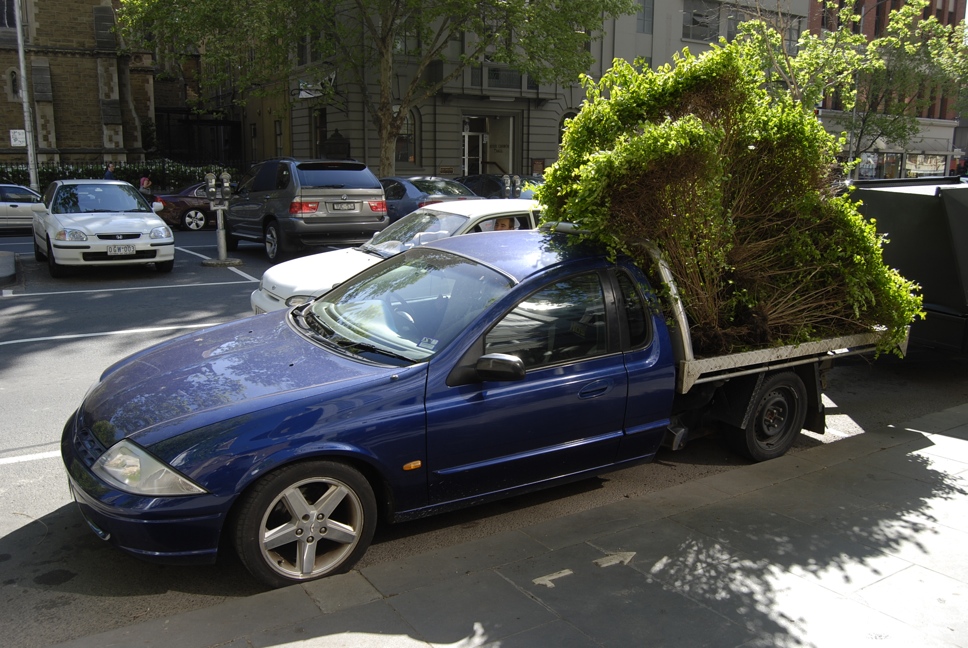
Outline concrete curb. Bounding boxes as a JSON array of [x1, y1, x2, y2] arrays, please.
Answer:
[[0, 251, 15, 285]]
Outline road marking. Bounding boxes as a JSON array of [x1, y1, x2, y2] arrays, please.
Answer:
[[0, 280, 256, 299], [594, 552, 636, 568], [533, 569, 573, 588], [0, 450, 60, 465], [0, 323, 217, 347], [178, 247, 260, 281]]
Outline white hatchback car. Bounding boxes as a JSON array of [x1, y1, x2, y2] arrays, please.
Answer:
[[33, 179, 175, 278], [251, 199, 541, 313]]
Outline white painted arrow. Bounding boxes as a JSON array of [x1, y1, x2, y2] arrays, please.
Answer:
[[594, 552, 636, 568], [532, 569, 573, 588]]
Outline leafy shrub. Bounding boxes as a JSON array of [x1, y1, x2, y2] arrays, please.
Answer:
[[0, 160, 240, 193], [537, 42, 922, 357]]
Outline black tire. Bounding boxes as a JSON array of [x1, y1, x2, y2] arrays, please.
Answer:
[[224, 223, 239, 251], [155, 259, 174, 273], [264, 220, 282, 262], [46, 239, 68, 278], [731, 372, 807, 462], [181, 209, 207, 230], [233, 460, 377, 589], [34, 239, 44, 262]]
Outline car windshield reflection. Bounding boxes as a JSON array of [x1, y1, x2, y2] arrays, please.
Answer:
[[301, 248, 513, 362], [360, 209, 469, 257]]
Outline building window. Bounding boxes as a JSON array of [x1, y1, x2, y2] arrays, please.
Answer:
[[274, 120, 283, 157], [313, 109, 327, 158], [9, 70, 17, 96], [395, 110, 417, 164], [2, 0, 16, 29], [637, 0, 654, 34], [682, 0, 720, 42]]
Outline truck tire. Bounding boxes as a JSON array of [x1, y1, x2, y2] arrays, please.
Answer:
[[731, 371, 807, 462]]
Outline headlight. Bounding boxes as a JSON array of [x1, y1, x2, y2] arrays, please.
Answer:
[[286, 295, 312, 307], [149, 226, 173, 239], [55, 229, 87, 241], [93, 440, 207, 496]]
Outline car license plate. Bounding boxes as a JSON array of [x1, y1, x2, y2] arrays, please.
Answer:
[[107, 245, 136, 256], [331, 202, 355, 211]]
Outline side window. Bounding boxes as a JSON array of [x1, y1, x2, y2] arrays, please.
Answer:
[[616, 271, 652, 348], [236, 165, 260, 193], [381, 180, 406, 201], [485, 273, 607, 369], [276, 163, 291, 190], [252, 162, 279, 192]]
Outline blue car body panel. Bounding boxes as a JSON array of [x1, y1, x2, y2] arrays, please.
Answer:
[[62, 229, 678, 564]]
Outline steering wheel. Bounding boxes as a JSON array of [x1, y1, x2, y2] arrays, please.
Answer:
[[384, 291, 417, 339]]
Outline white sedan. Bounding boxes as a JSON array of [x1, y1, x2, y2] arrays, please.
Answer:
[[32, 179, 175, 278], [251, 199, 541, 313]]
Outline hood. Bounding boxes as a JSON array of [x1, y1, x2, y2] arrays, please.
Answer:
[[262, 247, 379, 296], [54, 212, 167, 233], [79, 313, 392, 448]]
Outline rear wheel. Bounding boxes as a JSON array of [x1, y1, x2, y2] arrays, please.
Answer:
[[46, 239, 68, 278], [181, 209, 207, 230], [224, 224, 239, 251], [234, 461, 377, 589], [730, 372, 807, 462]]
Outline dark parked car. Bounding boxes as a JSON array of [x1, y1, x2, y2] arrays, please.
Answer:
[[226, 158, 388, 261], [0, 183, 42, 230], [379, 176, 481, 222], [453, 174, 545, 199], [61, 228, 675, 588], [155, 182, 218, 231]]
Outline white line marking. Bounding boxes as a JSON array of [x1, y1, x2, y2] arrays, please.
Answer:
[[0, 280, 256, 298], [0, 451, 60, 465], [179, 246, 260, 281], [533, 569, 573, 588], [0, 323, 218, 347]]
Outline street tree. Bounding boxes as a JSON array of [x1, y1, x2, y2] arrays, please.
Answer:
[[118, 0, 638, 176], [738, 0, 968, 173]]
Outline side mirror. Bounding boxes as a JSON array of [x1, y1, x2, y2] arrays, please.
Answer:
[[31, 202, 48, 213], [152, 201, 164, 213], [475, 353, 526, 382]]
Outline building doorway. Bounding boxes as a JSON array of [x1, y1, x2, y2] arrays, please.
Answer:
[[462, 115, 514, 176]]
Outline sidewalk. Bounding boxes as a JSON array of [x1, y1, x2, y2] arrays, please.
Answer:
[[54, 404, 968, 648]]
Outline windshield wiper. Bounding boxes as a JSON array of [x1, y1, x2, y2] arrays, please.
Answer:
[[295, 307, 411, 364]]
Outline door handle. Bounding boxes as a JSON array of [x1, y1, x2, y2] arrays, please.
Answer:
[[578, 379, 612, 399]]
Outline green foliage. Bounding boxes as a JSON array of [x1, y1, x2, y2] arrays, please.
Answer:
[[0, 160, 239, 193], [537, 41, 922, 357]]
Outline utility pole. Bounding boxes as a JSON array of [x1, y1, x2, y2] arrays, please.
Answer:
[[14, 0, 39, 191]]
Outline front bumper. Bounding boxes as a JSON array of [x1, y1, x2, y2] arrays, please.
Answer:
[[61, 415, 228, 565], [51, 240, 175, 267], [250, 287, 288, 314]]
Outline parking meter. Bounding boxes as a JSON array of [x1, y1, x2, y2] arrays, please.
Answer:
[[220, 172, 232, 200], [511, 175, 521, 198], [205, 173, 218, 201], [502, 174, 511, 198]]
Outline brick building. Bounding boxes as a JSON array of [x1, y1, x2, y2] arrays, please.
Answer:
[[0, 0, 154, 165]]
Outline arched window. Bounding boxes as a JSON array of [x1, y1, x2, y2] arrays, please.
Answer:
[[9, 70, 18, 97], [395, 110, 418, 164]]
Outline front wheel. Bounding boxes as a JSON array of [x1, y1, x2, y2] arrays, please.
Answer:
[[730, 372, 807, 462], [233, 461, 377, 589], [181, 209, 207, 230], [264, 220, 283, 261], [47, 239, 68, 278]]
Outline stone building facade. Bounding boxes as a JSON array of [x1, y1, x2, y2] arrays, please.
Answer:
[[0, 0, 153, 165]]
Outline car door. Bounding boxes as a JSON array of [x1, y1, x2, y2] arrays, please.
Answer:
[[0, 186, 40, 229], [424, 270, 629, 504], [228, 162, 277, 238]]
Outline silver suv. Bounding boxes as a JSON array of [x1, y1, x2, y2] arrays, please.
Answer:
[[225, 158, 388, 261]]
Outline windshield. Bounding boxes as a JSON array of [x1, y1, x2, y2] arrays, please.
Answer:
[[50, 184, 151, 214], [362, 208, 469, 257], [302, 247, 513, 363]]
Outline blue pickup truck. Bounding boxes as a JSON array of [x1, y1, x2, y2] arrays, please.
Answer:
[[61, 227, 888, 587]]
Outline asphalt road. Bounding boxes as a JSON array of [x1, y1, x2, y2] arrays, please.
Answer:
[[1, 229, 966, 647]]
